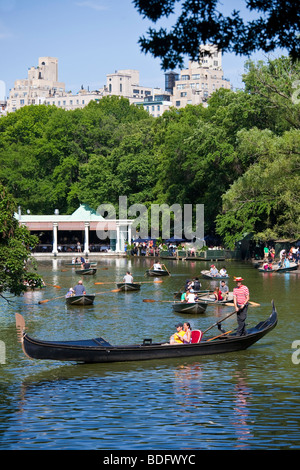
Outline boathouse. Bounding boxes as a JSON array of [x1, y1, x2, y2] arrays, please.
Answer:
[[16, 204, 133, 255]]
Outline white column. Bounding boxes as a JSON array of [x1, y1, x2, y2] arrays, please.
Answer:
[[84, 222, 90, 255], [116, 224, 120, 252], [127, 223, 132, 246], [52, 223, 58, 255]]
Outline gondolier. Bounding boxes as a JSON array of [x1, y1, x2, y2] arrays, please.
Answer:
[[233, 277, 249, 336]]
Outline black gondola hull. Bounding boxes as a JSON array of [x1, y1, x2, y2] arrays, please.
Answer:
[[16, 303, 278, 364]]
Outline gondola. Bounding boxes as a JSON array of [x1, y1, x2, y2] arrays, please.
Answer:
[[201, 270, 230, 280], [75, 268, 97, 275], [116, 282, 141, 292], [172, 301, 207, 314], [145, 269, 170, 277], [65, 294, 95, 305], [15, 301, 277, 364], [258, 262, 298, 273]]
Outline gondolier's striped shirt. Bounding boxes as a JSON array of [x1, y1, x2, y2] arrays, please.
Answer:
[[233, 285, 249, 305]]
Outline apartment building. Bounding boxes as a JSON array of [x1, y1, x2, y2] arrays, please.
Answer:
[[171, 45, 231, 108], [4, 49, 230, 117], [6, 57, 66, 113]]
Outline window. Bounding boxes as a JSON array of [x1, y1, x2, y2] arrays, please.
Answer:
[[181, 75, 190, 80]]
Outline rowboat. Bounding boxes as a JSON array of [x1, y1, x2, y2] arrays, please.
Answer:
[[66, 262, 97, 267], [116, 282, 141, 292], [146, 269, 170, 277], [258, 262, 298, 273], [15, 301, 277, 363], [201, 270, 230, 280], [197, 293, 234, 304], [65, 294, 95, 306], [172, 302, 207, 314], [75, 268, 97, 275]]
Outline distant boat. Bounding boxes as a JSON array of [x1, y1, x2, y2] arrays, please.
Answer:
[[172, 301, 207, 314], [66, 262, 97, 267], [201, 270, 229, 280], [15, 302, 278, 363], [66, 294, 95, 305], [116, 282, 141, 292], [146, 269, 170, 277], [75, 268, 97, 275], [258, 262, 298, 273]]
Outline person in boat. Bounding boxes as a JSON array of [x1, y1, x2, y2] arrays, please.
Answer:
[[123, 271, 133, 283], [219, 266, 228, 277], [184, 290, 198, 303], [213, 286, 223, 301], [209, 265, 219, 277], [170, 323, 186, 344], [153, 261, 163, 270], [65, 287, 75, 298], [219, 280, 229, 300], [81, 260, 91, 269], [73, 280, 86, 296], [233, 277, 249, 336], [190, 277, 201, 291], [183, 322, 192, 344]]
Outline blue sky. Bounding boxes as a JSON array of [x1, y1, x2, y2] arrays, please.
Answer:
[[0, 0, 284, 100]]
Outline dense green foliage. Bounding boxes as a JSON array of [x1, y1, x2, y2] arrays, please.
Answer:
[[0, 56, 299, 248], [0, 184, 42, 295]]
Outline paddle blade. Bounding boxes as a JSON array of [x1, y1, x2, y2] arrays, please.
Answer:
[[38, 299, 50, 304], [143, 299, 156, 302]]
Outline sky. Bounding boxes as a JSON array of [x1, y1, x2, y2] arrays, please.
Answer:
[[0, 0, 285, 101]]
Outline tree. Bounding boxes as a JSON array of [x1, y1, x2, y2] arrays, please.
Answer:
[[133, 0, 300, 70], [0, 184, 42, 297], [215, 128, 300, 248]]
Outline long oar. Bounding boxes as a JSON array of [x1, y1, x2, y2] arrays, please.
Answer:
[[223, 300, 260, 307], [38, 294, 66, 304], [143, 299, 181, 303], [94, 288, 121, 294], [206, 330, 233, 342], [202, 310, 237, 335], [94, 280, 163, 285]]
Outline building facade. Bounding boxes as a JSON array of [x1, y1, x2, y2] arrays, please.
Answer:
[[6, 57, 66, 113], [171, 45, 231, 108], [5, 49, 231, 116]]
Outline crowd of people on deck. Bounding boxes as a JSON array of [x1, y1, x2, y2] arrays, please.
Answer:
[[262, 245, 300, 270]]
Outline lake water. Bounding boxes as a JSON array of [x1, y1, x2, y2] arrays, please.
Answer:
[[0, 257, 299, 451]]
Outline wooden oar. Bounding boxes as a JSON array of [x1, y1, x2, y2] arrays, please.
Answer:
[[94, 280, 163, 285], [38, 294, 66, 304], [223, 301, 260, 307], [206, 330, 233, 342], [162, 264, 171, 275], [94, 288, 121, 294], [202, 310, 237, 335], [143, 299, 181, 303]]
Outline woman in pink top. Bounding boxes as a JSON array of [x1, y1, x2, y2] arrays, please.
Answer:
[[233, 277, 250, 336]]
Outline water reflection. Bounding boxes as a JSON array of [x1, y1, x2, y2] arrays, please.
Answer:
[[1, 259, 299, 449]]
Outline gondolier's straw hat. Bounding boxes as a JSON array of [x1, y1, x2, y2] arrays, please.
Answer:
[[234, 276, 244, 281]]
